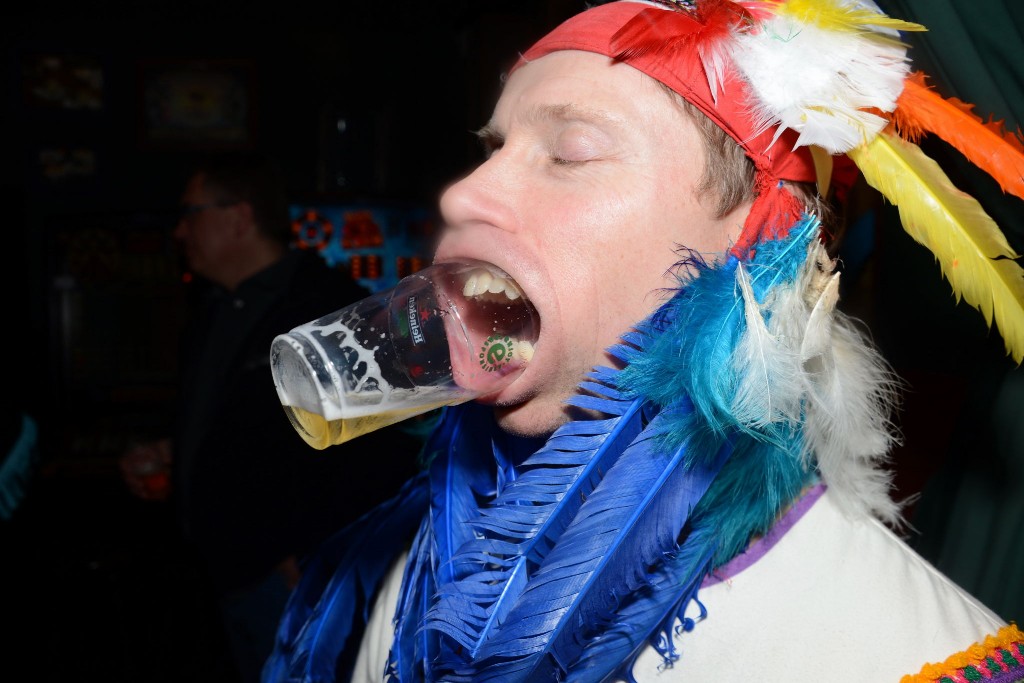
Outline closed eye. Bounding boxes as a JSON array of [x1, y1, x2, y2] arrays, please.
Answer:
[[550, 126, 611, 167]]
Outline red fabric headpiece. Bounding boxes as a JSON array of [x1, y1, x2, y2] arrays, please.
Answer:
[[517, 1, 819, 256]]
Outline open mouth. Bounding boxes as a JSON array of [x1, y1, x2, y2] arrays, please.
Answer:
[[457, 265, 537, 364], [433, 262, 539, 396]]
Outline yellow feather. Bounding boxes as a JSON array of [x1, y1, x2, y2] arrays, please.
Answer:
[[847, 131, 1024, 363], [773, 0, 925, 35]]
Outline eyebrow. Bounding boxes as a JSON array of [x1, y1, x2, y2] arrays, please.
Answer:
[[475, 103, 625, 149]]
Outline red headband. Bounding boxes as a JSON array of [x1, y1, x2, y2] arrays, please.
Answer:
[[517, 1, 819, 255]]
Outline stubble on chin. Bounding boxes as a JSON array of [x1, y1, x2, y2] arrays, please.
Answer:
[[491, 393, 569, 439]]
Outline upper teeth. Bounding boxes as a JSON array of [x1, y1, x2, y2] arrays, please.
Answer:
[[462, 269, 522, 300]]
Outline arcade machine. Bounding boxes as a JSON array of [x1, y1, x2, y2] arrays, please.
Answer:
[[288, 202, 437, 293]]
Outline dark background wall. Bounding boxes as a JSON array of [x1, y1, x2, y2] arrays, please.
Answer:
[[1, 0, 581, 464]]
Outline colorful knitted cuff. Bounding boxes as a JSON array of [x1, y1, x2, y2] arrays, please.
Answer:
[[902, 625, 1024, 683]]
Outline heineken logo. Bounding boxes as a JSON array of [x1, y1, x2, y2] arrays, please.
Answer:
[[407, 296, 425, 345], [479, 335, 513, 372]]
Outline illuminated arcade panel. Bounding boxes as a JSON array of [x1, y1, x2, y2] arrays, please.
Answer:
[[289, 204, 437, 292]]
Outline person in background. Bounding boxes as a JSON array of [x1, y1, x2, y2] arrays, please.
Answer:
[[121, 153, 420, 682], [261, 1, 1024, 682]]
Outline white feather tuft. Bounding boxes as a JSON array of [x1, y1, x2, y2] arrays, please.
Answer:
[[731, 241, 903, 523], [802, 317, 902, 525], [729, 12, 910, 153], [730, 264, 804, 428], [701, 42, 733, 104]]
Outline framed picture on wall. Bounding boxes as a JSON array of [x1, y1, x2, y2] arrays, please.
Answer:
[[23, 54, 104, 110], [138, 59, 256, 149]]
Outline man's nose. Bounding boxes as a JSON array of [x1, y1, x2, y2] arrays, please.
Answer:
[[439, 155, 521, 234]]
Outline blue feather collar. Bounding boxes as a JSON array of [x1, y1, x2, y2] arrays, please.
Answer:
[[263, 218, 822, 683]]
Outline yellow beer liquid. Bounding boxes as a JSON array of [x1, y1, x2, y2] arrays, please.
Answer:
[[283, 402, 447, 449]]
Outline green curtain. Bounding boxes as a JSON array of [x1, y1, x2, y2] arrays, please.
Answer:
[[875, 0, 1024, 625]]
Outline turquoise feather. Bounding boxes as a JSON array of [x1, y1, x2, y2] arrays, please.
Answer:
[[619, 215, 820, 448]]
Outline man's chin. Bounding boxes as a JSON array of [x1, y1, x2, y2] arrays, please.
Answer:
[[491, 399, 571, 439]]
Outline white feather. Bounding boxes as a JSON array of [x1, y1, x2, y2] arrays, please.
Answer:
[[796, 245, 901, 523], [802, 316, 902, 524], [701, 43, 733, 104], [734, 241, 902, 523], [729, 14, 910, 153], [730, 264, 804, 428], [799, 269, 840, 362]]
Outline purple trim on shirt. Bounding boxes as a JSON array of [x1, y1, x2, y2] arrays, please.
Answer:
[[990, 664, 1024, 683], [701, 483, 827, 588]]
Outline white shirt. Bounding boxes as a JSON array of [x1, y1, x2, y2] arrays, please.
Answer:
[[351, 488, 1005, 682]]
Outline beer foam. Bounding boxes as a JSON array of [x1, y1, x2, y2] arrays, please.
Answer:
[[276, 322, 459, 422]]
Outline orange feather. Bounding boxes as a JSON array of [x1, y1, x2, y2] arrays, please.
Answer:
[[892, 72, 1024, 201]]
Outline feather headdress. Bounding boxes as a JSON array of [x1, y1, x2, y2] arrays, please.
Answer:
[[521, 0, 1024, 362]]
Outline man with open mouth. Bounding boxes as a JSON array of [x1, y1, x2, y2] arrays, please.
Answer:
[[264, 2, 1024, 682]]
